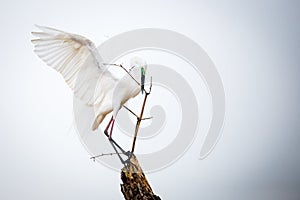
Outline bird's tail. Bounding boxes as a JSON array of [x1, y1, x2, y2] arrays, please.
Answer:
[[92, 114, 105, 131]]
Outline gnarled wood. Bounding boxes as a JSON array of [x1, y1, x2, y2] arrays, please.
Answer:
[[120, 155, 161, 200]]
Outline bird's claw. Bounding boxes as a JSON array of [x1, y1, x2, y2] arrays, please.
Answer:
[[124, 151, 132, 157]]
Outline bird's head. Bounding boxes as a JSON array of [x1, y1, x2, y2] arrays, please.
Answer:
[[129, 56, 147, 71], [130, 57, 147, 94]]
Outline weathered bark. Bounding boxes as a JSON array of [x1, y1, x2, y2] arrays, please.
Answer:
[[120, 155, 161, 200]]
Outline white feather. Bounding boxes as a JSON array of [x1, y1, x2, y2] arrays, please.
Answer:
[[32, 25, 146, 132], [31, 25, 117, 108]]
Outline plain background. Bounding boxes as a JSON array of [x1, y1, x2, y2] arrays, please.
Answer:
[[0, 0, 299, 199]]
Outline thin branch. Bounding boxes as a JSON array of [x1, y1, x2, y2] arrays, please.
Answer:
[[141, 116, 153, 120], [123, 105, 153, 121], [131, 77, 153, 153], [90, 137, 131, 166], [103, 63, 140, 86], [123, 105, 139, 119], [90, 152, 122, 161]]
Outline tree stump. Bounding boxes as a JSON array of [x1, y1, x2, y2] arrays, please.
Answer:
[[120, 155, 161, 200]]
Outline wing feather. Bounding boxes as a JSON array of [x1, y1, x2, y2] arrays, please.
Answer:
[[31, 25, 117, 106]]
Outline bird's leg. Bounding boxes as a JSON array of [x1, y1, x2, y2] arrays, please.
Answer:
[[108, 140, 127, 166], [104, 116, 113, 137], [109, 119, 115, 139], [103, 139, 132, 170]]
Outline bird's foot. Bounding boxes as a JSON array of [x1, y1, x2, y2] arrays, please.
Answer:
[[121, 151, 133, 165], [124, 151, 132, 157]]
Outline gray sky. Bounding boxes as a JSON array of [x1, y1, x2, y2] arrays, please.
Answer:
[[0, 0, 299, 199]]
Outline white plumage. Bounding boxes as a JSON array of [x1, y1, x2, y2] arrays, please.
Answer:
[[31, 25, 147, 137]]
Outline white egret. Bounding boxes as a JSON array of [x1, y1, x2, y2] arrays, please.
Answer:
[[31, 25, 147, 138]]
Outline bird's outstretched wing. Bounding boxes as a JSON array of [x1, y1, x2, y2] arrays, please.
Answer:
[[31, 25, 117, 106]]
